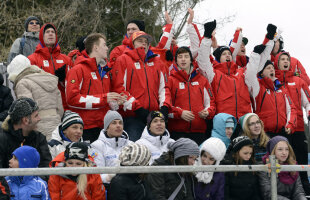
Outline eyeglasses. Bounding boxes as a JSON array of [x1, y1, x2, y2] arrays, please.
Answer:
[[248, 120, 261, 127], [29, 22, 40, 25]]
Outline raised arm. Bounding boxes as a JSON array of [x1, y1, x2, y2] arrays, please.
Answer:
[[229, 27, 243, 62]]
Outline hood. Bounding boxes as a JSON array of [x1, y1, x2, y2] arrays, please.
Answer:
[[275, 69, 294, 83], [1, 117, 24, 143], [14, 65, 59, 92], [23, 31, 40, 39], [39, 23, 58, 48], [213, 61, 238, 75], [97, 129, 130, 148], [170, 63, 199, 82], [140, 126, 171, 147], [211, 113, 237, 148], [122, 35, 131, 47], [259, 77, 281, 90], [75, 57, 99, 71], [274, 51, 291, 71]]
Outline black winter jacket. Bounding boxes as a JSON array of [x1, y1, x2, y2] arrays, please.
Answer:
[[0, 75, 13, 121], [146, 152, 195, 200], [0, 118, 52, 168], [0, 177, 9, 200], [108, 173, 154, 200]]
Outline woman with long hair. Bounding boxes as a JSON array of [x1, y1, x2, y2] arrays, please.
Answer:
[[48, 142, 106, 200], [240, 113, 269, 163], [259, 136, 306, 199]]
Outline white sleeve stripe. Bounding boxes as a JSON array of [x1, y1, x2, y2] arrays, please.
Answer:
[[123, 69, 127, 90], [159, 72, 166, 107], [203, 87, 210, 109], [285, 94, 291, 126]]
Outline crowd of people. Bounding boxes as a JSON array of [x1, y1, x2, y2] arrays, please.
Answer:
[[0, 8, 309, 200]]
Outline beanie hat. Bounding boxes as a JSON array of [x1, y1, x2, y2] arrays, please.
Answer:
[[239, 113, 259, 130], [127, 20, 145, 32], [61, 110, 84, 131], [104, 110, 123, 131], [213, 46, 231, 62], [225, 117, 235, 128], [8, 97, 38, 124], [200, 137, 226, 165], [7, 55, 31, 82], [168, 138, 199, 160], [146, 111, 165, 130], [13, 146, 40, 168], [242, 37, 248, 46], [175, 46, 193, 63], [43, 23, 56, 34], [131, 31, 152, 44], [266, 136, 288, 154], [230, 136, 253, 153], [24, 16, 41, 32], [76, 36, 87, 52], [119, 143, 151, 166], [64, 142, 89, 162], [258, 60, 273, 77]]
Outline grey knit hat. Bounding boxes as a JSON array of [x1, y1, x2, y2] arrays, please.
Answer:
[[104, 110, 123, 130], [61, 110, 84, 131], [8, 98, 39, 124], [168, 138, 199, 160], [119, 143, 151, 166], [24, 16, 41, 32]]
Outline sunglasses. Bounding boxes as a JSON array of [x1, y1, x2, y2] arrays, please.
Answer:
[[29, 22, 40, 25]]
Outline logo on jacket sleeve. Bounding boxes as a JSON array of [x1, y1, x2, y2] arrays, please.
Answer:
[[56, 60, 64, 63], [71, 79, 76, 84], [191, 82, 199, 86], [147, 62, 154, 66], [43, 60, 49, 67]]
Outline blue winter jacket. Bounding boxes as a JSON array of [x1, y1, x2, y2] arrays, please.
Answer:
[[5, 176, 50, 200], [211, 113, 237, 148]]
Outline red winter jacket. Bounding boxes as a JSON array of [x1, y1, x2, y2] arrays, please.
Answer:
[[109, 36, 131, 68], [211, 62, 252, 120], [28, 23, 72, 109], [66, 57, 112, 129], [254, 77, 297, 134], [112, 47, 166, 117], [164, 65, 216, 133], [276, 70, 310, 132]]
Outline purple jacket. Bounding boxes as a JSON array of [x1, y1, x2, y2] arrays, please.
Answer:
[[194, 172, 225, 200]]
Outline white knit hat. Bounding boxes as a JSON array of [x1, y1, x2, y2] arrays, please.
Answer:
[[119, 143, 151, 166], [7, 55, 31, 82]]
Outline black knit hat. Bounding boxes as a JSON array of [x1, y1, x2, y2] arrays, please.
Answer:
[[146, 111, 165, 130], [175, 46, 193, 63], [213, 46, 231, 62], [43, 23, 56, 34], [8, 98, 39, 124], [127, 20, 145, 32], [242, 37, 248, 46], [24, 16, 41, 31], [258, 60, 274, 77], [230, 136, 253, 153], [75, 36, 87, 52], [64, 142, 89, 162], [61, 110, 84, 131]]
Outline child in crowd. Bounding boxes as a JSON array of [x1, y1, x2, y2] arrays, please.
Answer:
[[48, 142, 105, 200], [5, 146, 50, 200], [259, 136, 306, 199], [211, 113, 237, 148], [147, 138, 199, 200], [240, 113, 269, 163], [194, 137, 226, 200], [108, 143, 153, 200], [224, 136, 262, 200], [48, 110, 84, 159], [136, 111, 174, 164]]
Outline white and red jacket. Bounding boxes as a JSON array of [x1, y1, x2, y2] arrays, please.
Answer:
[[164, 65, 216, 133], [28, 23, 72, 109], [275, 54, 310, 132], [65, 57, 112, 129], [112, 47, 166, 117]]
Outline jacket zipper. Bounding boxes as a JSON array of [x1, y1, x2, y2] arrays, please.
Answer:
[[143, 62, 151, 110], [87, 79, 91, 95], [187, 82, 192, 131], [129, 69, 134, 90], [259, 91, 267, 113], [216, 75, 222, 94], [173, 88, 178, 106], [50, 54, 56, 73]]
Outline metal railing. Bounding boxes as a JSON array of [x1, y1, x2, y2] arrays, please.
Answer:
[[1, 155, 309, 200]]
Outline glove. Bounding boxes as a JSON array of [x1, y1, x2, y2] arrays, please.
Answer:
[[134, 107, 149, 124], [204, 20, 216, 38], [160, 106, 169, 122], [54, 64, 66, 82], [253, 44, 266, 54], [165, 50, 173, 62], [266, 24, 277, 40]]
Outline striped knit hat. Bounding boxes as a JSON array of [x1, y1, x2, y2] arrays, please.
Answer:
[[61, 110, 84, 131], [119, 143, 151, 166]]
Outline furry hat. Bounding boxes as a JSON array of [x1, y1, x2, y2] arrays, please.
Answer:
[[8, 97, 38, 124], [7, 55, 31, 82], [119, 143, 151, 166]]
